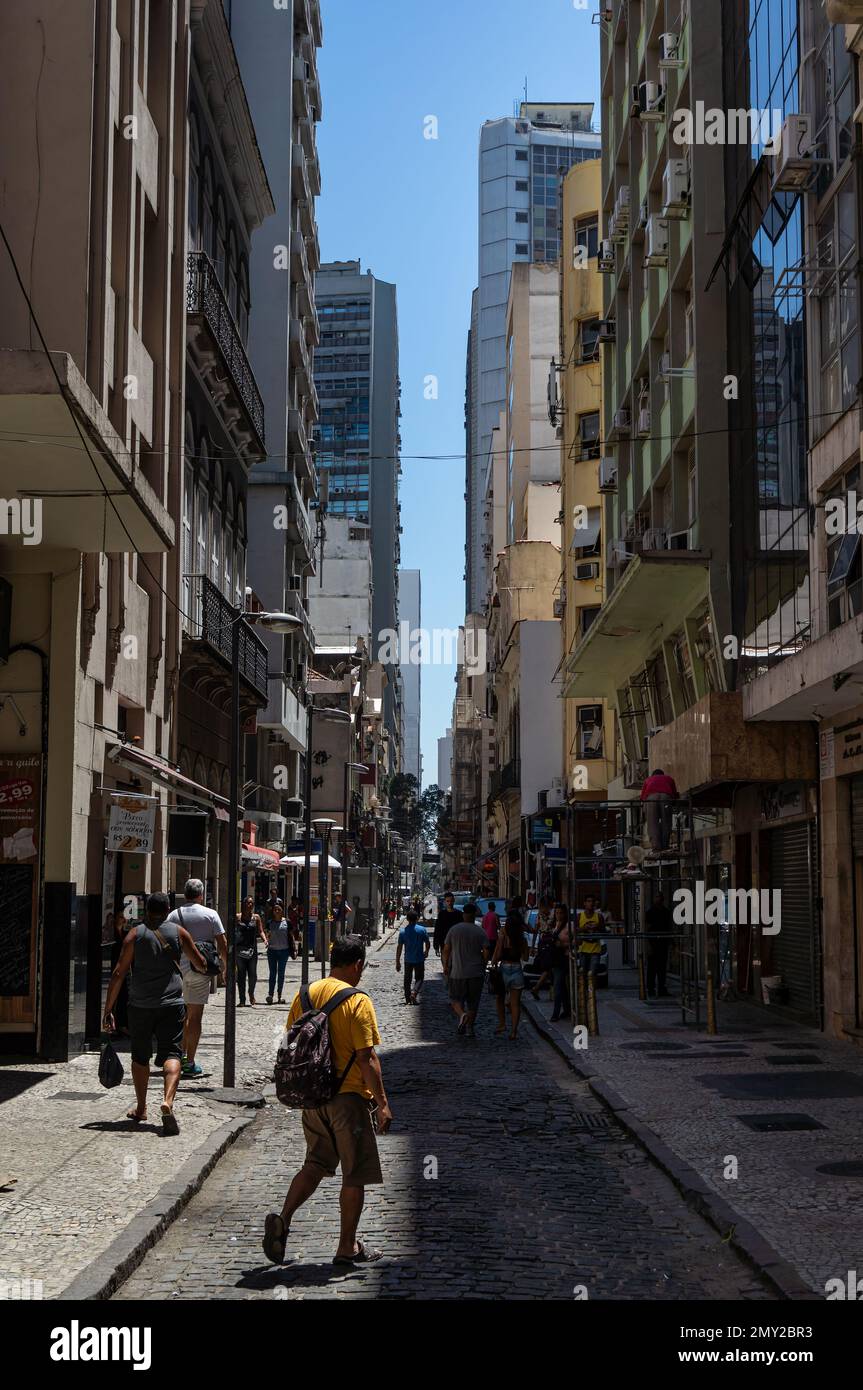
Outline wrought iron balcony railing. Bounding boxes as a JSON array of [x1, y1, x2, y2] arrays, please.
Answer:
[[185, 573, 269, 703], [489, 757, 520, 800], [186, 252, 265, 452]]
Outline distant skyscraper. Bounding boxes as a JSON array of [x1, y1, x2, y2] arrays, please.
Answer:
[[399, 569, 422, 788], [437, 728, 453, 794], [466, 103, 600, 613], [314, 260, 403, 770]]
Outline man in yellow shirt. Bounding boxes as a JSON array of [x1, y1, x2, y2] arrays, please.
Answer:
[[263, 936, 392, 1267], [576, 894, 604, 979]]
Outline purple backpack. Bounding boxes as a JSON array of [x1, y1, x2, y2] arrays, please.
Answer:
[[275, 984, 362, 1108]]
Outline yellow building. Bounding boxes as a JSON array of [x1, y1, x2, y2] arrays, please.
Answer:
[[558, 160, 617, 797]]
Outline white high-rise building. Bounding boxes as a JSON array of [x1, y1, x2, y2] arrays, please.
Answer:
[[466, 103, 599, 613], [399, 569, 422, 789]]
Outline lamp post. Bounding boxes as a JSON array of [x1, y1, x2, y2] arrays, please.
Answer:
[[298, 703, 351, 986], [225, 606, 301, 1089]]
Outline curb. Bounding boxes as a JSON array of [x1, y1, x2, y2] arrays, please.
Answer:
[[57, 1110, 256, 1301], [522, 995, 819, 1303]]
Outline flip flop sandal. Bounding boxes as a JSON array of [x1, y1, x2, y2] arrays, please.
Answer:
[[161, 1104, 180, 1136], [263, 1213, 287, 1264], [332, 1240, 383, 1266], [127, 1108, 147, 1123]]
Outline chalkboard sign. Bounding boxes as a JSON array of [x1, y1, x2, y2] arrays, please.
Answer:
[[0, 864, 33, 996]]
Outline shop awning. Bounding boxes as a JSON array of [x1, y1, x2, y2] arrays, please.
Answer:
[[563, 552, 710, 699], [242, 844, 282, 871], [107, 743, 232, 820], [280, 852, 341, 869]]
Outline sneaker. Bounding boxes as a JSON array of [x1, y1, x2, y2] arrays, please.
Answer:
[[181, 1061, 203, 1078]]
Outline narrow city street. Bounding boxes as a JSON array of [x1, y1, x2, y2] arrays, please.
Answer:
[[114, 936, 772, 1301]]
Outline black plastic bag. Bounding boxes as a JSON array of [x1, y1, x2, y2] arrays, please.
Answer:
[[98, 1037, 124, 1088]]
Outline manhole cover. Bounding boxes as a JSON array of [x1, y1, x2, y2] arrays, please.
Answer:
[[620, 1041, 689, 1052], [815, 1161, 863, 1177], [765, 1055, 822, 1066], [53, 1091, 106, 1101], [206, 1088, 265, 1107], [737, 1113, 826, 1133], [700, 1071, 863, 1100]]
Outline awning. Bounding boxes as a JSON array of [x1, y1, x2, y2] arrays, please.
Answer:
[[570, 508, 601, 553], [280, 852, 341, 870], [107, 743, 232, 820], [563, 553, 710, 699], [242, 844, 282, 871]]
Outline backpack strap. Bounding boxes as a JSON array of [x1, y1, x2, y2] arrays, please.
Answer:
[[300, 986, 365, 1093], [149, 924, 182, 976]]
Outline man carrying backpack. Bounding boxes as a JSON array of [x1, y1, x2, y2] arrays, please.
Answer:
[[263, 936, 392, 1267]]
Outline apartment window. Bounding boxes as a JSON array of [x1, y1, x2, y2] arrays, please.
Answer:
[[579, 318, 600, 362], [581, 606, 600, 636], [515, 211, 528, 223], [816, 179, 859, 421], [202, 157, 214, 258], [515, 179, 528, 191], [577, 704, 603, 760], [575, 216, 599, 260], [515, 149, 528, 161], [188, 119, 200, 249], [579, 411, 600, 459], [647, 655, 673, 726], [211, 505, 222, 589], [672, 632, 696, 708], [182, 463, 194, 620], [515, 242, 528, 255], [215, 197, 227, 287], [684, 283, 694, 358], [826, 463, 863, 630]]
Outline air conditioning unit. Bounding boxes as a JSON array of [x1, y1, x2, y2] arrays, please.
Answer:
[[658, 351, 672, 382], [659, 32, 683, 69], [598, 239, 615, 272], [552, 598, 565, 619], [575, 560, 600, 581], [577, 703, 603, 727], [598, 317, 616, 342], [283, 798, 304, 820], [260, 818, 286, 843], [635, 197, 649, 234], [668, 529, 691, 551], [609, 211, 625, 244], [615, 185, 631, 228], [637, 405, 651, 435], [609, 539, 632, 568], [598, 456, 618, 493], [662, 159, 690, 217], [642, 527, 668, 551], [623, 759, 649, 789], [612, 407, 631, 435], [770, 113, 815, 192], [645, 215, 669, 267], [639, 82, 665, 121]]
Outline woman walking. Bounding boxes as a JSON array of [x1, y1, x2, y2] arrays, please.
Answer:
[[550, 903, 573, 1022], [236, 897, 267, 1006], [265, 902, 292, 1004], [491, 909, 530, 1040], [529, 896, 556, 1001]]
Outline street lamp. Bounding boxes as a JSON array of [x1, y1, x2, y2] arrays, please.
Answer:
[[225, 606, 301, 1089], [300, 704, 351, 987]]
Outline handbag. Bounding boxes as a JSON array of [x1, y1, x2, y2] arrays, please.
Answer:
[[486, 962, 505, 997], [98, 1037, 124, 1088]]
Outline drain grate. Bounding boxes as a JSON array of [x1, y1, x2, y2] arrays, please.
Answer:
[[815, 1161, 863, 1177], [570, 1111, 620, 1133], [737, 1112, 826, 1133], [52, 1091, 107, 1102]]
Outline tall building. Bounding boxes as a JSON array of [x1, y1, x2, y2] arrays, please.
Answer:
[[0, 1, 190, 1055], [437, 728, 453, 793], [399, 569, 422, 789], [569, 0, 818, 1023], [466, 103, 600, 613], [486, 262, 563, 900], [314, 260, 403, 773], [227, 0, 323, 858]]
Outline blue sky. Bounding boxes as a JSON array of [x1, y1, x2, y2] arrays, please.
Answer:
[[317, 0, 601, 786]]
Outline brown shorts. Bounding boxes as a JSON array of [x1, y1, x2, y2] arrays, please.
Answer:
[[302, 1092, 383, 1186]]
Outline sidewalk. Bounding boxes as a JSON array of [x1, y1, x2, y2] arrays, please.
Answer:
[[0, 931, 393, 1300], [523, 968, 863, 1297]]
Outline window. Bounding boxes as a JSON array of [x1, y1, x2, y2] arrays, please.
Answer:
[[579, 411, 600, 459], [574, 217, 599, 261], [515, 179, 528, 191], [684, 283, 694, 358], [188, 119, 200, 250], [581, 606, 600, 636], [515, 242, 528, 255], [215, 197, 227, 287], [211, 505, 222, 589], [826, 464, 863, 630], [672, 632, 696, 708], [579, 318, 600, 363], [227, 229, 238, 321], [202, 157, 214, 258], [515, 149, 528, 161], [182, 462, 194, 622], [515, 211, 528, 224]]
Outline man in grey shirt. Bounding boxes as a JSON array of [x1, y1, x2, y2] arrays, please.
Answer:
[[442, 902, 489, 1038]]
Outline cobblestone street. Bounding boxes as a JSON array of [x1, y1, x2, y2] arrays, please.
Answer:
[[115, 938, 772, 1301]]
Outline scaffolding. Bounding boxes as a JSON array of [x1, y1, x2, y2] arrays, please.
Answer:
[[564, 797, 727, 1028]]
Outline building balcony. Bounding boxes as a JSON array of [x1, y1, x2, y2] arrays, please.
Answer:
[[743, 607, 863, 725], [305, 305, 320, 348], [186, 253, 266, 460], [649, 691, 817, 795], [288, 406, 313, 480], [284, 585, 316, 652], [183, 573, 268, 705], [310, 0, 323, 47], [258, 673, 309, 750], [292, 56, 310, 119], [289, 317, 313, 396], [286, 471, 315, 560], [291, 142, 311, 206], [0, 349, 174, 553], [305, 223, 321, 273], [290, 226, 310, 285], [489, 758, 521, 801]]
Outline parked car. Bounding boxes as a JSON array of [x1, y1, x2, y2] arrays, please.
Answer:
[[523, 908, 609, 988]]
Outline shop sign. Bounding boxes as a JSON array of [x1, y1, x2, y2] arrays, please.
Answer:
[[759, 785, 804, 823], [820, 729, 835, 780], [107, 793, 157, 854], [840, 720, 863, 764]]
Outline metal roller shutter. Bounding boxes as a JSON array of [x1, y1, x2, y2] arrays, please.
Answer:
[[769, 822, 818, 1022], [851, 776, 863, 854]]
